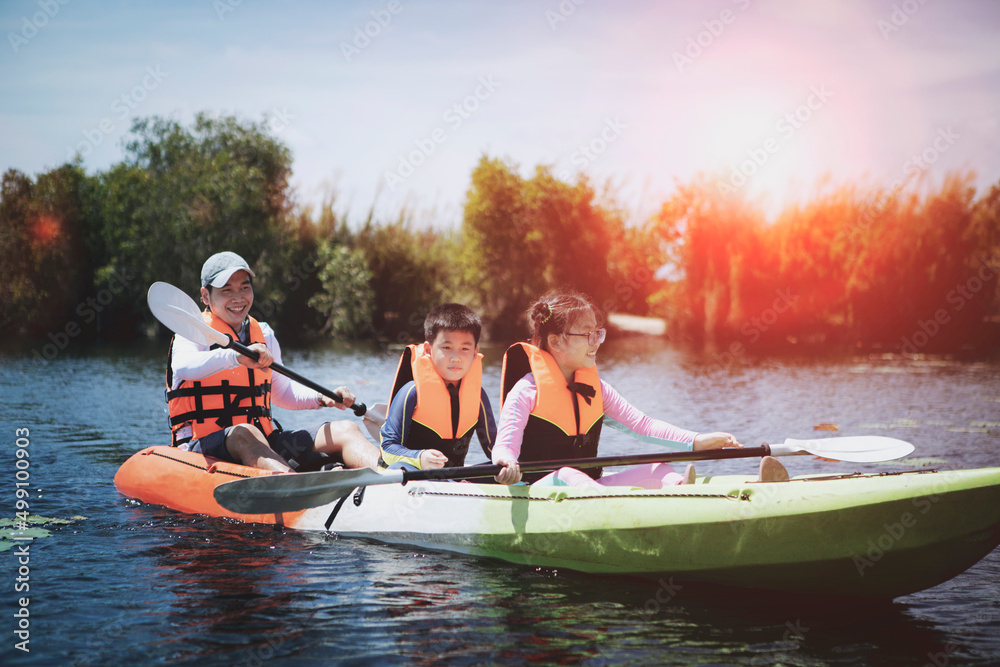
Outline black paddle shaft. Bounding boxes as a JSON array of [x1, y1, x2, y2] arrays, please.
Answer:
[[400, 445, 774, 482], [226, 336, 367, 417]]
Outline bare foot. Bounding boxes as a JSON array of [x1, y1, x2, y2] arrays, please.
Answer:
[[682, 464, 696, 485], [758, 456, 789, 482]]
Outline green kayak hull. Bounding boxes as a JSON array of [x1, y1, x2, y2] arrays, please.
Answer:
[[116, 447, 1000, 600], [314, 467, 1000, 599]]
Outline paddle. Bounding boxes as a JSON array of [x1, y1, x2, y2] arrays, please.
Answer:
[[363, 402, 388, 440], [148, 281, 377, 421], [213, 435, 915, 514], [359, 401, 912, 465]]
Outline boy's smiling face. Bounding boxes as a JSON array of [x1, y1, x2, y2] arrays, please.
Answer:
[[424, 329, 478, 384]]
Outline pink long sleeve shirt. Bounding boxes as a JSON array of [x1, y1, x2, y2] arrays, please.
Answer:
[[491, 373, 698, 464]]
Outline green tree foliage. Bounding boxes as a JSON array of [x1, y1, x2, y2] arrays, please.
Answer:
[[0, 164, 99, 337], [95, 113, 294, 334], [645, 172, 1000, 351], [3, 111, 999, 353], [463, 156, 620, 339], [1, 170, 43, 333], [308, 240, 375, 339], [249, 198, 345, 341], [845, 175, 981, 345], [353, 215, 462, 343], [605, 223, 663, 317], [650, 178, 769, 341], [969, 181, 1000, 322]]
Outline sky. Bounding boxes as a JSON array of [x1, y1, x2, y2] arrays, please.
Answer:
[[2, 0, 999, 227]]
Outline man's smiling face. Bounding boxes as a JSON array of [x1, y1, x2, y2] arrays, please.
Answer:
[[203, 270, 253, 331]]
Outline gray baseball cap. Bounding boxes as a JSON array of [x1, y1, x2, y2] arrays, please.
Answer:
[[201, 251, 256, 288]]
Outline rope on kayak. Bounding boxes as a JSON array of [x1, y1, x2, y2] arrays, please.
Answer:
[[776, 469, 939, 483], [410, 489, 750, 502], [560, 492, 750, 501], [148, 448, 255, 478]]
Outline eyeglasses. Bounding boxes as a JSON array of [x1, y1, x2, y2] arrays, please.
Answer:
[[563, 328, 606, 346]]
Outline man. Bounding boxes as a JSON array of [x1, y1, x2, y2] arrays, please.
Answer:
[[165, 251, 379, 472]]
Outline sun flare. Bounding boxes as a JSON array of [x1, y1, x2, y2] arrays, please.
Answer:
[[32, 215, 61, 245], [694, 86, 835, 215]]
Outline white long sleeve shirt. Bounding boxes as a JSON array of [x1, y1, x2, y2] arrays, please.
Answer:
[[169, 321, 321, 441]]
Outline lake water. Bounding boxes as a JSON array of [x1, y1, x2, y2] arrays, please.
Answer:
[[2, 336, 999, 666]]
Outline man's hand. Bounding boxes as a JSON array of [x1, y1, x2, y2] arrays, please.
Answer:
[[237, 343, 273, 369], [318, 386, 356, 409]]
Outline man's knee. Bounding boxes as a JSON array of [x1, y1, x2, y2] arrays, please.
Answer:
[[320, 420, 363, 441], [226, 424, 268, 453]]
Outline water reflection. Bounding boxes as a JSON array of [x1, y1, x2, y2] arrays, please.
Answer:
[[301, 538, 971, 666], [3, 338, 999, 665], [124, 510, 315, 663]]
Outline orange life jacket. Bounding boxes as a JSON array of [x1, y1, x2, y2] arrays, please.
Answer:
[[385, 344, 483, 466], [500, 342, 604, 482], [166, 312, 274, 445]]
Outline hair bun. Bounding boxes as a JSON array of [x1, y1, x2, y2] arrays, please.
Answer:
[[532, 302, 553, 324], [531, 302, 552, 324]]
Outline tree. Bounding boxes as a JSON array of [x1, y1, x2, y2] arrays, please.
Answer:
[[462, 156, 620, 339], [0, 164, 98, 337], [94, 113, 294, 336], [968, 180, 1000, 329], [354, 214, 461, 343], [644, 172, 999, 350], [649, 178, 767, 342], [308, 241, 374, 339]]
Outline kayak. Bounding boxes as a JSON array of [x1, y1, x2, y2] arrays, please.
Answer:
[[114, 446, 1000, 600]]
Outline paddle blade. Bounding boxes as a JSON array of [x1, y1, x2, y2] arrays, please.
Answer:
[[776, 435, 914, 463], [148, 282, 229, 348], [213, 467, 403, 514], [362, 402, 388, 441]]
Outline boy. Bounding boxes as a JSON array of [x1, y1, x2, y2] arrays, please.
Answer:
[[379, 303, 496, 469]]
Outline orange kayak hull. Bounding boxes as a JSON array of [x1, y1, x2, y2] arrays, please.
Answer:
[[114, 446, 308, 526]]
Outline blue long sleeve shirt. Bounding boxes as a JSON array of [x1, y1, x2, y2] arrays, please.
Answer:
[[379, 380, 497, 468]]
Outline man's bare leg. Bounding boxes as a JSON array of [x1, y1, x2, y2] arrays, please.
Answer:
[[314, 421, 380, 470], [226, 423, 294, 473]]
